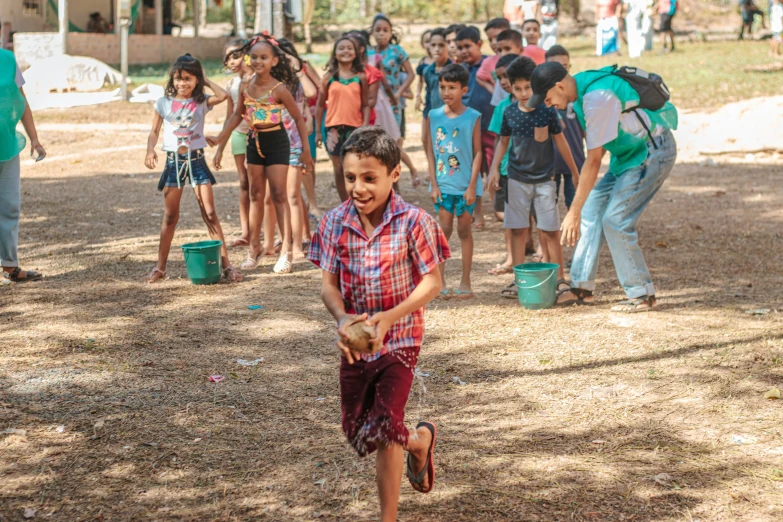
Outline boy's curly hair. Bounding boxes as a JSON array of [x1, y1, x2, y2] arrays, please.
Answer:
[[165, 54, 206, 103]]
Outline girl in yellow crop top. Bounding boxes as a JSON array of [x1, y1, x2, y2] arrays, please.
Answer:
[[208, 35, 313, 275]]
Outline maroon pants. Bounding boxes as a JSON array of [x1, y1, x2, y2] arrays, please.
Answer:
[[339, 350, 417, 457], [481, 130, 497, 174]]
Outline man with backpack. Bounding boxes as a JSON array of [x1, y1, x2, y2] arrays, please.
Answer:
[[526, 62, 678, 313]]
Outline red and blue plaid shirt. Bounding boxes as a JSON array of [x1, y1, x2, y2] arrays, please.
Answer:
[[307, 192, 450, 362]]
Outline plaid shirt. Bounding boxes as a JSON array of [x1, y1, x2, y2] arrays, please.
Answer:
[[307, 192, 450, 362]]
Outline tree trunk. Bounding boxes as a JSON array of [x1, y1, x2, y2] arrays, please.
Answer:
[[304, 0, 314, 53], [200, 0, 208, 29], [360, 0, 366, 18]]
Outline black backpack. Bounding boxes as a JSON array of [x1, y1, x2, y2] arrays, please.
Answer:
[[583, 65, 671, 148]]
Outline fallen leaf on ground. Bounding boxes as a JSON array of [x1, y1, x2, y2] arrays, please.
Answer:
[[94, 418, 105, 430], [655, 241, 669, 248], [23, 508, 36, 518], [764, 387, 781, 400]]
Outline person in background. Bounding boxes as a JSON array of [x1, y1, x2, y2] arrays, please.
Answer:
[[540, 0, 561, 50], [657, 0, 678, 51], [739, 0, 765, 40], [87, 12, 110, 34], [521, 19, 547, 63], [445, 24, 467, 64], [770, 0, 783, 56], [414, 29, 434, 113], [596, 0, 622, 55], [476, 18, 512, 95], [1, 49, 46, 283]]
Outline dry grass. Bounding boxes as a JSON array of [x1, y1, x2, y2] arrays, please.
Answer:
[[2, 97, 783, 521]]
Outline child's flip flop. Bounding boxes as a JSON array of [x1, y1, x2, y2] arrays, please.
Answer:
[[454, 289, 474, 300], [406, 422, 437, 494]]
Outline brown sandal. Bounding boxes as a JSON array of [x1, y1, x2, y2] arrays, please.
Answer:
[[5, 267, 43, 283], [556, 288, 594, 306], [611, 295, 657, 313]]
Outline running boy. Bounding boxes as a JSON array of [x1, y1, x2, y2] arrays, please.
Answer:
[[456, 26, 496, 229], [545, 45, 584, 210], [424, 64, 482, 298], [488, 57, 579, 298], [308, 126, 449, 522]]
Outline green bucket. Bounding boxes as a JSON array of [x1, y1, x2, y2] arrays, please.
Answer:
[[514, 262, 559, 310], [181, 240, 223, 285]]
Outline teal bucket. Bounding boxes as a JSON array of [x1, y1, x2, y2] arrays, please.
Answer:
[[181, 240, 223, 285], [514, 262, 559, 310]]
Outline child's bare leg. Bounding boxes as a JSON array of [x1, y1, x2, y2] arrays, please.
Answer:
[[331, 155, 348, 202], [234, 153, 250, 245], [246, 164, 266, 259], [456, 210, 473, 293], [509, 227, 529, 267], [286, 165, 306, 258], [152, 186, 185, 279], [302, 166, 322, 217], [504, 228, 512, 267], [194, 183, 243, 281], [267, 164, 293, 264], [540, 229, 565, 280], [437, 208, 454, 289], [262, 181, 277, 255], [376, 441, 404, 522], [301, 192, 311, 239], [474, 195, 485, 228], [376, 424, 433, 522], [397, 138, 420, 185]]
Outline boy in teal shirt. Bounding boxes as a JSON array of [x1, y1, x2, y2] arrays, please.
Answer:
[[486, 54, 518, 276]]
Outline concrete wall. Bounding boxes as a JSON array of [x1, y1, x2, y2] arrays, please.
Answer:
[[0, 0, 51, 33], [14, 31, 231, 67]]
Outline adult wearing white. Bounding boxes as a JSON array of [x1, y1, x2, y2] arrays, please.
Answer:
[[504, 0, 540, 30], [529, 62, 678, 312], [626, 0, 654, 57], [0, 49, 46, 283], [540, 0, 560, 50]]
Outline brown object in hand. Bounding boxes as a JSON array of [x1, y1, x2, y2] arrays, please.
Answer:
[[342, 318, 377, 354]]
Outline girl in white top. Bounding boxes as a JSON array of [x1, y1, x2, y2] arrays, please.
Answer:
[[215, 39, 253, 249], [144, 54, 243, 284]]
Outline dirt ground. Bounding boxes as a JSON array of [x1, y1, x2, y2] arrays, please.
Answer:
[[1, 99, 782, 522]]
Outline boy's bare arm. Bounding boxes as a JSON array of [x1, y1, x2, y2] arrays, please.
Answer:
[[553, 133, 580, 186], [477, 77, 494, 94], [488, 135, 510, 189], [465, 119, 482, 205], [321, 270, 366, 364]]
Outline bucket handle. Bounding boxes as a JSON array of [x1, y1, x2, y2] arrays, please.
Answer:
[[515, 269, 556, 289]]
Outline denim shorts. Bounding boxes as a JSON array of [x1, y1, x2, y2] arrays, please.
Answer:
[[157, 149, 216, 191], [434, 193, 476, 217]]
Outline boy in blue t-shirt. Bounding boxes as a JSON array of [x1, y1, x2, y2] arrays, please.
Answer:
[[544, 45, 585, 210], [455, 25, 495, 230], [488, 56, 579, 298], [486, 54, 519, 276], [424, 64, 482, 299]]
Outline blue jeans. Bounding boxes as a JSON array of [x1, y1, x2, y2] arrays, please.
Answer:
[[570, 130, 676, 299]]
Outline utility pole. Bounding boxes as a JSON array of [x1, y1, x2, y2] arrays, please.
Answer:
[[272, 0, 284, 38], [234, 0, 247, 38]]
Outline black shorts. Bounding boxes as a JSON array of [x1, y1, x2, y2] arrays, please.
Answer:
[[246, 125, 290, 167], [325, 125, 357, 157], [494, 175, 508, 213], [660, 13, 674, 32]]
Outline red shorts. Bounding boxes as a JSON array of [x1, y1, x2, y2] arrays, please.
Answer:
[[339, 349, 418, 457], [481, 130, 497, 174]]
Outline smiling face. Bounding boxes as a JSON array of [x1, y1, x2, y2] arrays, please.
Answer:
[[249, 41, 278, 75], [173, 70, 198, 98], [456, 38, 483, 65], [511, 77, 533, 107], [439, 79, 469, 108], [544, 82, 570, 110], [225, 47, 246, 73], [497, 39, 524, 57], [335, 39, 357, 65], [343, 153, 400, 221], [522, 22, 541, 46], [372, 19, 393, 48]]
